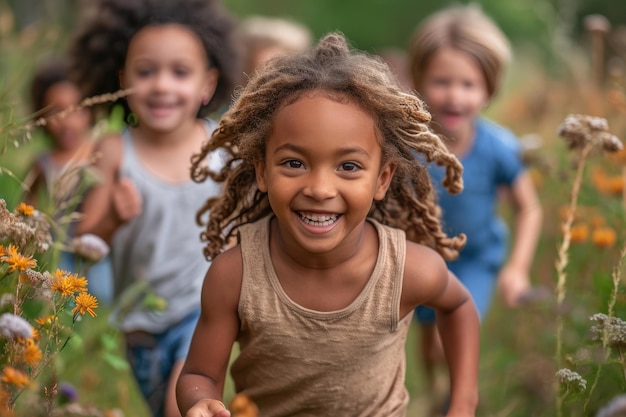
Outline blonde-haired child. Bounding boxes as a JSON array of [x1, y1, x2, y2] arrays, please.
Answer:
[[408, 4, 543, 412]]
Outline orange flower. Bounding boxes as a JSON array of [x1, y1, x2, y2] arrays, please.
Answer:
[[22, 339, 42, 366], [15, 203, 34, 217], [570, 223, 589, 243], [0, 245, 5, 258], [50, 270, 86, 296], [3, 245, 37, 272], [592, 227, 617, 248], [34, 316, 53, 327], [72, 293, 98, 318], [1, 367, 29, 388]]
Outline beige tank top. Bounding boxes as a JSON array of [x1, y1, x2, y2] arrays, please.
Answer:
[[231, 216, 412, 416]]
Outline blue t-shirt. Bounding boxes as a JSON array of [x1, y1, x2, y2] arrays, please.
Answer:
[[428, 118, 525, 268]]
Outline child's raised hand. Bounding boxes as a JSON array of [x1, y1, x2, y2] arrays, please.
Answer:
[[185, 399, 231, 417], [112, 177, 142, 223]]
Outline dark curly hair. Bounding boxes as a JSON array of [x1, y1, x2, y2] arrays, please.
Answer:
[[192, 32, 466, 261], [68, 0, 241, 117], [30, 60, 71, 114]]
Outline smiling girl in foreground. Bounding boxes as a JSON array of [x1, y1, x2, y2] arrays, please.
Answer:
[[177, 33, 479, 417]]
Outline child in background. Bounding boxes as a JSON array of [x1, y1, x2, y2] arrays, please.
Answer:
[[24, 60, 114, 304], [240, 15, 312, 77], [407, 4, 543, 412], [69, 0, 240, 416], [176, 32, 480, 417]]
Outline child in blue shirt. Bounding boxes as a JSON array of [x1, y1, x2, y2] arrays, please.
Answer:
[[407, 4, 543, 411]]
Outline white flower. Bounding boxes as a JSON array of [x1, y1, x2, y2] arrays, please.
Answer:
[[72, 234, 110, 262], [0, 313, 34, 339]]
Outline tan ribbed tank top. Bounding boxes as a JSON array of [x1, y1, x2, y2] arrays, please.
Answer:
[[231, 216, 412, 416]]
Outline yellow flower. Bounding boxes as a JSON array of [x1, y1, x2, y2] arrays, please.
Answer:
[[72, 293, 98, 318], [50, 269, 84, 296], [22, 339, 42, 366], [68, 274, 88, 293], [570, 223, 589, 243], [592, 227, 617, 248], [15, 203, 34, 217], [0, 245, 5, 258], [4, 245, 37, 273], [34, 315, 54, 327], [1, 367, 29, 388]]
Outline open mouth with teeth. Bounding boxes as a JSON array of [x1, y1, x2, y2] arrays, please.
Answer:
[[297, 212, 340, 227]]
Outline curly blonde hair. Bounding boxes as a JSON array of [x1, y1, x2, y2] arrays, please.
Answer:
[[192, 32, 466, 260]]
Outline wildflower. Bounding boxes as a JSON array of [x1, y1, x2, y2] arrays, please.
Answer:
[[19, 269, 51, 288], [592, 227, 618, 248], [0, 245, 5, 257], [3, 245, 37, 272], [15, 203, 34, 217], [570, 223, 589, 243], [34, 315, 55, 327], [557, 114, 623, 153], [72, 293, 98, 318], [50, 270, 87, 296], [71, 234, 110, 262], [0, 314, 33, 339], [556, 368, 587, 392], [57, 382, 78, 404], [590, 313, 626, 346], [22, 338, 42, 366], [1, 367, 29, 388]]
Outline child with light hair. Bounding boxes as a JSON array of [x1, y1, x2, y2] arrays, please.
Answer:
[[240, 15, 312, 76]]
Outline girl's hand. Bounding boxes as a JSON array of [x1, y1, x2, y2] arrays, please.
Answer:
[[185, 399, 231, 417], [497, 264, 530, 307], [112, 177, 142, 223]]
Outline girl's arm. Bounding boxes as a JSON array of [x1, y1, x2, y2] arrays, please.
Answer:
[[75, 134, 125, 243], [176, 246, 242, 417], [402, 243, 479, 417], [498, 171, 543, 306]]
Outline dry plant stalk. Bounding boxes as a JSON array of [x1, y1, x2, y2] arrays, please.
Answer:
[[554, 114, 623, 417]]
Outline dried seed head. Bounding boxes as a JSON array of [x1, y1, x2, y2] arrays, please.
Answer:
[[557, 114, 623, 153]]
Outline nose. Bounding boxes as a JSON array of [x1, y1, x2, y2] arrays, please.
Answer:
[[446, 84, 464, 104], [302, 169, 337, 201], [154, 71, 174, 91]]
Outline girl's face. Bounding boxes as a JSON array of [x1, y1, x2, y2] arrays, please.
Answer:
[[418, 47, 489, 143], [254, 92, 395, 257], [43, 82, 91, 151], [120, 24, 218, 134]]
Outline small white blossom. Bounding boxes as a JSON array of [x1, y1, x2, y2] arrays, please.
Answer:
[[0, 313, 34, 339], [556, 368, 587, 392], [71, 234, 110, 262], [590, 313, 626, 346]]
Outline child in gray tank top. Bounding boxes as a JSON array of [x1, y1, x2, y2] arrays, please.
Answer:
[[177, 33, 480, 417], [69, 0, 241, 416]]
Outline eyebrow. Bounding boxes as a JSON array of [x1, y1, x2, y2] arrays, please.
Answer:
[[274, 143, 372, 159]]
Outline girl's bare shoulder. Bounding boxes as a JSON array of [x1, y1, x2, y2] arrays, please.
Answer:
[[203, 244, 244, 301], [402, 240, 449, 303]]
